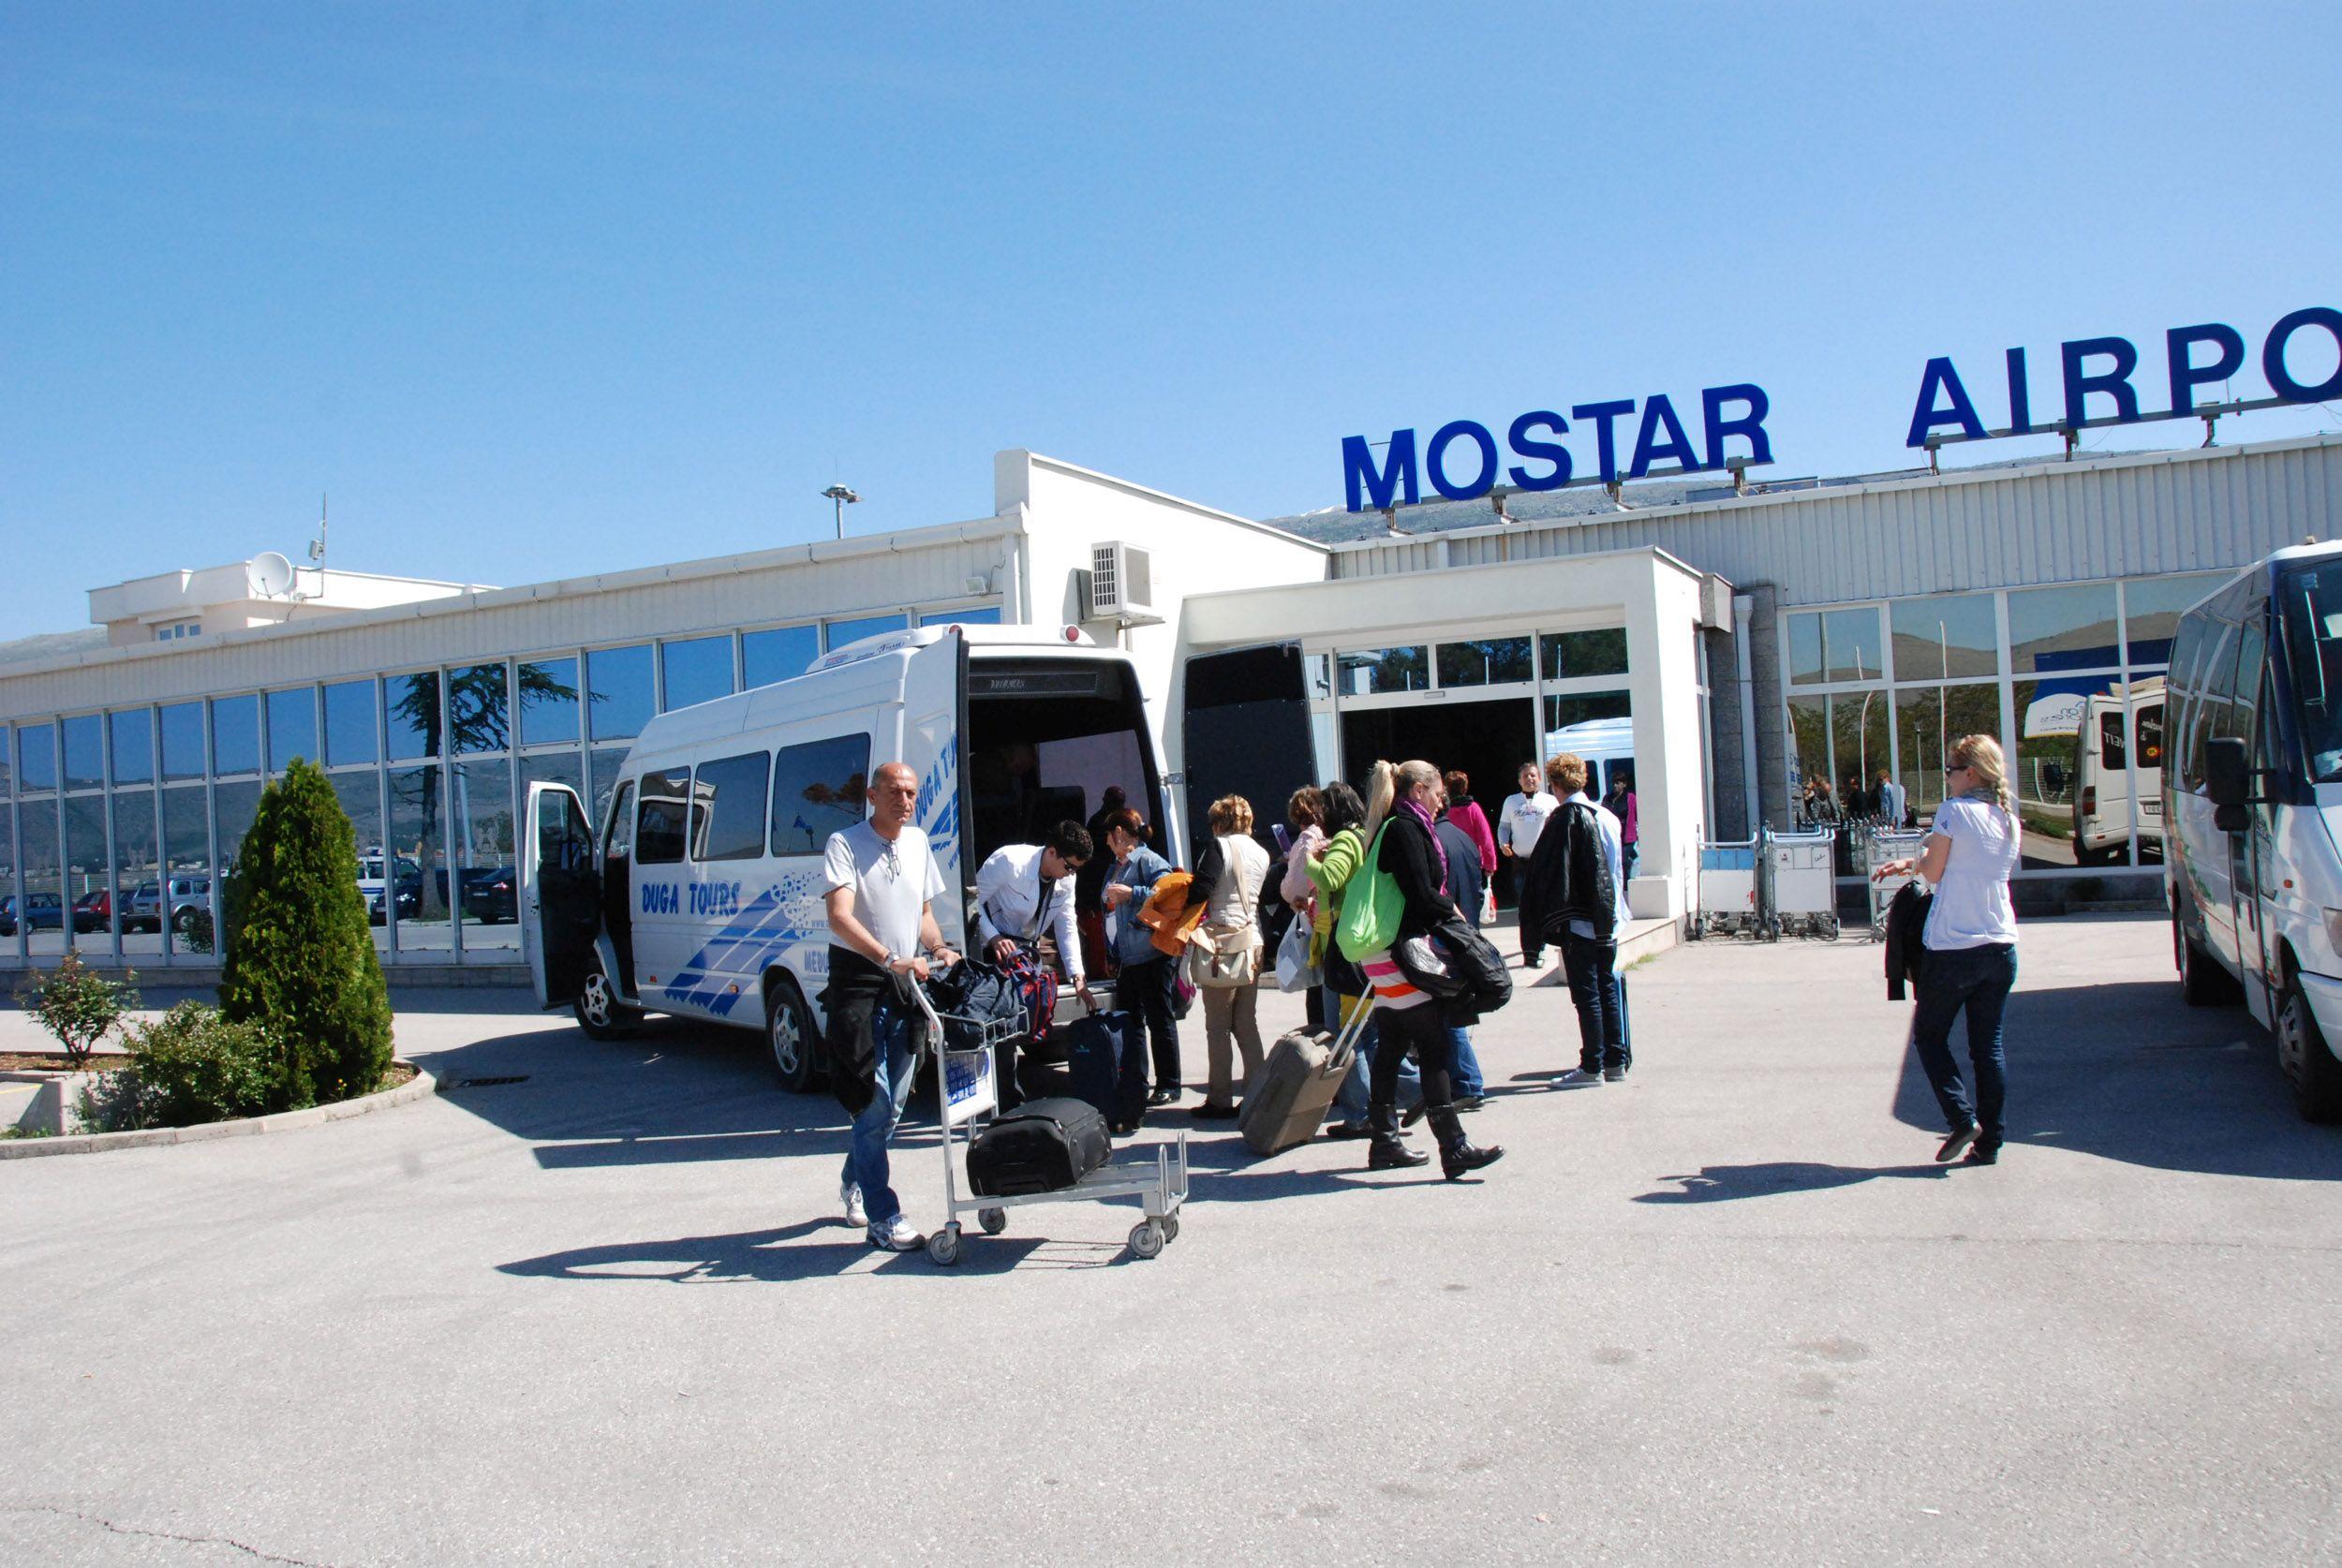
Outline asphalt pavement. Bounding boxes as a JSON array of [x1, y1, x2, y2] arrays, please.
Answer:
[[3, 913, 2338, 1566]]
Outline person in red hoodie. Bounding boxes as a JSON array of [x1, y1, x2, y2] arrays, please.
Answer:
[[1442, 770, 1499, 894]]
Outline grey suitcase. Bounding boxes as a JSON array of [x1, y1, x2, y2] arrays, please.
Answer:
[[1238, 998, 1371, 1157]]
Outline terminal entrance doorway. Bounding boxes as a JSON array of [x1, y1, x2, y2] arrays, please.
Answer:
[[1340, 697, 1536, 900]]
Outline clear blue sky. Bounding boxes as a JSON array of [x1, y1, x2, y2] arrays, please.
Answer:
[[7, 3, 2340, 636]]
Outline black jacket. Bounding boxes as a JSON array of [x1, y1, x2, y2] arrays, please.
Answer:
[[1884, 882, 1931, 1001], [821, 947, 934, 1116], [1517, 800, 1617, 945], [1378, 809, 1460, 941]]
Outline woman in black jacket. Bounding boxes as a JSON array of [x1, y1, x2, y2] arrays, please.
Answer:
[[1347, 759, 1505, 1180]]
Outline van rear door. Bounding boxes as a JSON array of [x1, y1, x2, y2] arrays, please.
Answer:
[[523, 781, 601, 1010], [900, 629, 969, 951], [1180, 643, 1316, 854]]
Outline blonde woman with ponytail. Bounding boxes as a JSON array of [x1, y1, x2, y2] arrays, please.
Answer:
[[1341, 758, 1503, 1179], [1872, 733, 2021, 1165]]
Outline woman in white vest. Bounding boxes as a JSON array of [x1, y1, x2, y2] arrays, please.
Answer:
[[1190, 794, 1272, 1120]]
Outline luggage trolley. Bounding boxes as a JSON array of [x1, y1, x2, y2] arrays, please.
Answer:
[[910, 984, 1190, 1266], [1765, 825, 1840, 939], [1864, 827, 1930, 939], [1691, 836, 1768, 939]]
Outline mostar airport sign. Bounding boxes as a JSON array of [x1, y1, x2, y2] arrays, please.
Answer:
[[1340, 306, 2342, 513]]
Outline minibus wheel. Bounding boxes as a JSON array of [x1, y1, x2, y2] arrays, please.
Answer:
[[765, 976, 820, 1093], [2277, 974, 2342, 1124], [2176, 910, 2241, 1007], [573, 963, 640, 1041]]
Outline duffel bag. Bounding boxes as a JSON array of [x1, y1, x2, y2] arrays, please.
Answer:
[[966, 1096, 1111, 1197]]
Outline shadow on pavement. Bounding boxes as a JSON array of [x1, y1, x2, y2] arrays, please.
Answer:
[[1888, 977, 2342, 1181], [1636, 1161, 1949, 1203], [497, 1217, 1116, 1280]]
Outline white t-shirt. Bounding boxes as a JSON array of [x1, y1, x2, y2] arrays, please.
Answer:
[[1560, 792, 1631, 941], [1922, 795, 2020, 950], [823, 821, 946, 958], [1500, 790, 1560, 857]]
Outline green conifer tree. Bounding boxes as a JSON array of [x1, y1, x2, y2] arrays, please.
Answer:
[[218, 758, 394, 1104]]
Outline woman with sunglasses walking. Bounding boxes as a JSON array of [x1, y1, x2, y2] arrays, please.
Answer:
[[1873, 736, 2022, 1165]]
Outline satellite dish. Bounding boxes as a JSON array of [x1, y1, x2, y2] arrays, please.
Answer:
[[248, 552, 295, 599]]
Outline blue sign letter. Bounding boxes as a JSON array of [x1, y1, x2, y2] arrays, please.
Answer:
[[1505, 410, 1572, 491], [2166, 322, 2245, 415], [2005, 347, 2034, 434], [1426, 419, 1499, 500], [1628, 394, 1698, 479], [1905, 357, 1985, 448], [1571, 399, 1637, 483], [1342, 429, 1419, 513], [1700, 383, 1771, 469], [2061, 335, 2142, 428], [2262, 307, 2342, 402]]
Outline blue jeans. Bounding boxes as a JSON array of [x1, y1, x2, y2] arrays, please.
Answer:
[[1447, 1025, 1484, 1098], [839, 1002, 918, 1226], [1323, 984, 1419, 1123], [1561, 933, 1624, 1072], [1911, 941, 2017, 1146]]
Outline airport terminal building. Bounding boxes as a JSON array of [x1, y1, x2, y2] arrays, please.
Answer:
[[3, 433, 2338, 974]]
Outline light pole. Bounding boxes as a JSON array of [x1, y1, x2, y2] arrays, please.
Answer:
[[822, 484, 860, 540]]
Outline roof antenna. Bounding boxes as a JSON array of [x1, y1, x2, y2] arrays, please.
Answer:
[[299, 494, 328, 600]]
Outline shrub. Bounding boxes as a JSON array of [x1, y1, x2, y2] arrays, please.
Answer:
[[96, 1001, 290, 1129], [14, 952, 140, 1069], [218, 758, 395, 1103]]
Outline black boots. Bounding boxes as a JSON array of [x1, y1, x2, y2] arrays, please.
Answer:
[[1427, 1104, 1504, 1181], [1366, 1104, 1430, 1170]]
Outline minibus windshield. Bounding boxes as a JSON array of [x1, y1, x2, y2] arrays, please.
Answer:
[[2281, 561, 2342, 781]]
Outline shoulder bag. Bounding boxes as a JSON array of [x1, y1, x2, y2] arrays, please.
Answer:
[[1187, 921, 1261, 989]]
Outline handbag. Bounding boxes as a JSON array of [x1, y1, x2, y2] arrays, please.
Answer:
[[1274, 914, 1319, 993], [1390, 932, 1467, 998], [1187, 922, 1260, 989], [1430, 913, 1513, 1015]]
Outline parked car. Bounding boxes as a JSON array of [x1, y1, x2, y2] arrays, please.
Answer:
[[71, 889, 112, 935], [126, 877, 213, 935], [0, 893, 67, 936], [357, 852, 419, 925]]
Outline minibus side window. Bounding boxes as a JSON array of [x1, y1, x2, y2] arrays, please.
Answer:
[[636, 766, 690, 865], [2098, 710, 2126, 771], [690, 751, 771, 862], [769, 735, 872, 857]]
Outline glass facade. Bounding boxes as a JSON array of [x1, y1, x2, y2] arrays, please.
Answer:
[[0, 605, 998, 968], [1785, 571, 2221, 872]]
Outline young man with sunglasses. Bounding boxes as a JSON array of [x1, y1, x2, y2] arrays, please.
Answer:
[[972, 821, 1099, 1105]]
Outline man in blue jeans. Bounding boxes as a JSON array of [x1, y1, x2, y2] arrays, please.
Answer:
[[823, 761, 959, 1252]]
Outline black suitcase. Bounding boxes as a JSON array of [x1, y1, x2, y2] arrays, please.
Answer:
[[966, 1096, 1112, 1197], [1059, 1010, 1130, 1121]]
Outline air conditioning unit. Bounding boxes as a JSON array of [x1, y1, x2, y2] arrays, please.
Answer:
[[1084, 540, 1161, 624]]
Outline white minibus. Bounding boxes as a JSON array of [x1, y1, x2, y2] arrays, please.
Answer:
[[1543, 716, 1635, 798], [2070, 676, 2166, 865], [2166, 544, 2342, 1120], [519, 625, 1170, 1091]]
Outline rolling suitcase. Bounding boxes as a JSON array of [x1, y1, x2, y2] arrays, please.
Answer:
[[966, 1096, 1112, 1196], [1238, 998, 1371, 1157], [1055, 1008, 1131, 1122]]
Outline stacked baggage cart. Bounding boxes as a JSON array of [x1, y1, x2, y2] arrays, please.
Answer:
[[1688, 824, 1843, 941]]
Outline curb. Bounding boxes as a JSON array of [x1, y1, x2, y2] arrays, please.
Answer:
[[0, 1061, 437, 1161]]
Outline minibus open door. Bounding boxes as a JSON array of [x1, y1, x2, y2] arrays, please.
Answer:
[[898, 628, 971, 953], [522, 780, 602, 1011]]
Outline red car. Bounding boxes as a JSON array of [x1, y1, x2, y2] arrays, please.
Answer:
[[71, 889, 113, 935]]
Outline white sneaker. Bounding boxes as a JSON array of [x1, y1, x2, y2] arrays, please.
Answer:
[[867, 1213, 926, 1252], [840, 1181, 867, 1228], [1556, 1068, 1606, 1087]]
